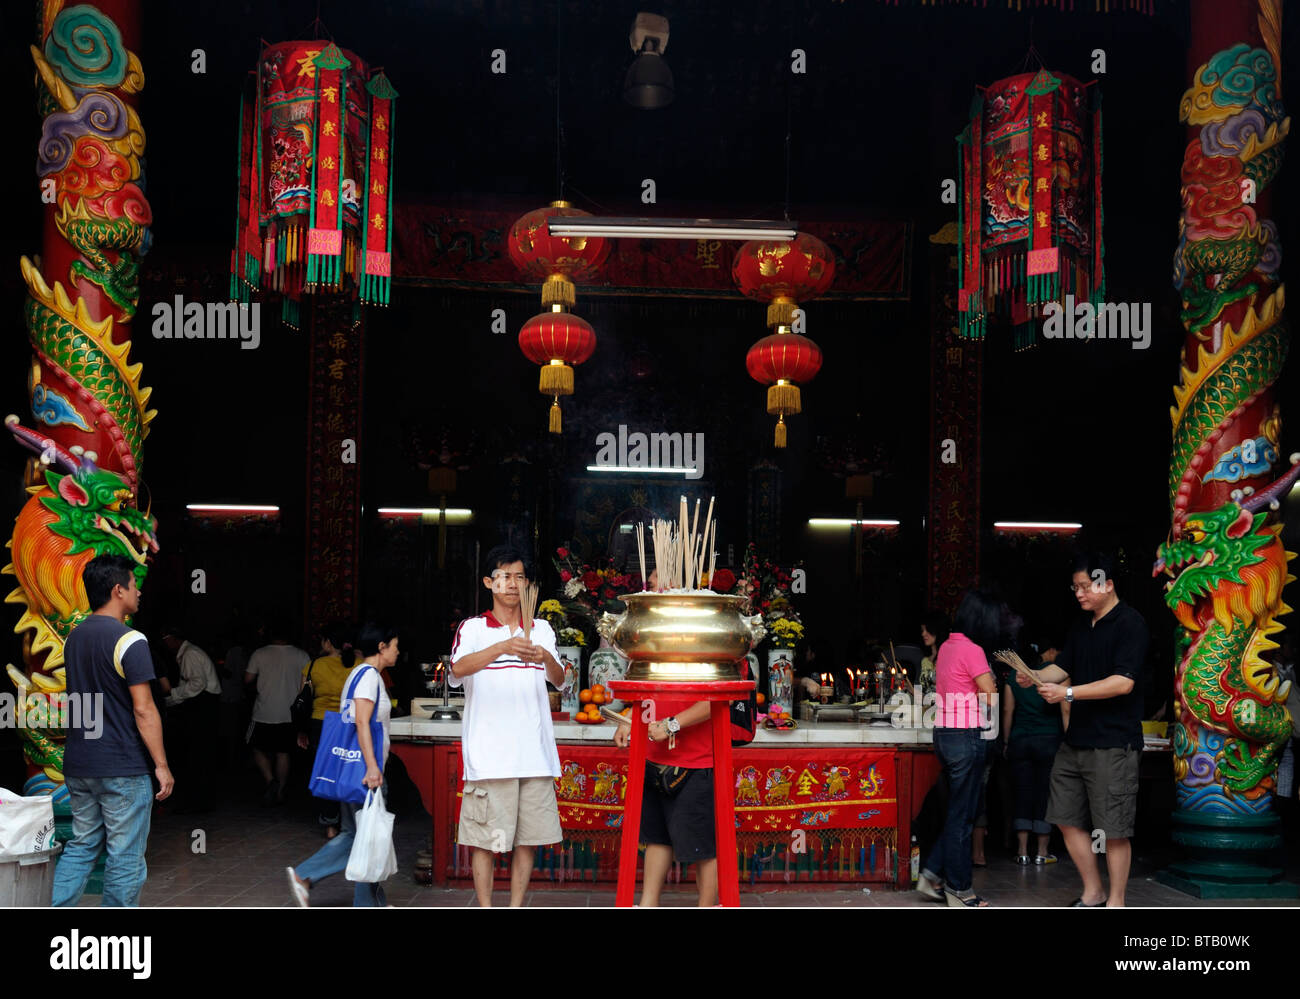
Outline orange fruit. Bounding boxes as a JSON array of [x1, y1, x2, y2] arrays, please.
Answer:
[[592, 692, 606, 705], [579, 689, 593, 704], [591, 684, 605, 697], [756, 692, 766, 706], [590, 712, 604, 723]]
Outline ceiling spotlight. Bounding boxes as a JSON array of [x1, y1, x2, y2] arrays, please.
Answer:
[[624, 12, 673, 109]]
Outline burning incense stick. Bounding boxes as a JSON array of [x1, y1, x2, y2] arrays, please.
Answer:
[[519, 581, 539, 642], [993, 649, 1042, 686]]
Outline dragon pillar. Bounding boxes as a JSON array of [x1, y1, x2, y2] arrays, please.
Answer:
[[6, 1, 158, 809], [1156, 0, 1297, 897]]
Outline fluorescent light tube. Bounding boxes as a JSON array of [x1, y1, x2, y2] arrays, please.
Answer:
[[548, 217, 797, 241]]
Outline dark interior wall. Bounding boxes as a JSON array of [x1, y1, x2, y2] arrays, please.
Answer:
[[0, 1, 1296, 673]]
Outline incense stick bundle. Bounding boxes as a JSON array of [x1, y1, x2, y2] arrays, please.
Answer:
[[519, 581, 539, 642], [636, 523, 647, 590], [993, 649, 1042, 686]]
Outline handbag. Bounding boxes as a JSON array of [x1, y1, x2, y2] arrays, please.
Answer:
[[308, 667, 385, 804], [290, 657, 319, 730], [729, 657, 758, 746], [345, 787, 398, 883], [650, 763, 691, 798]]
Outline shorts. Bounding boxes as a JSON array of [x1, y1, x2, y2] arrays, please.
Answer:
[[251, 722, 296, 754], [640, 764, 716, 864], [457, 777, 563, 852], [1045, 743, 1140, 840]]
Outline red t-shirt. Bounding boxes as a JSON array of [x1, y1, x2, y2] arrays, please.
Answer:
[[645, 696, 714, 769]]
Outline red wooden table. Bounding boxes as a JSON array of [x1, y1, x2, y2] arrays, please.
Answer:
[[607, 679, 754, 908]]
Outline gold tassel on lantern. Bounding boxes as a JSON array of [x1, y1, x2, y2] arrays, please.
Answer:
[[767, 380, 801, 415], [766, 296, 797, 329], [775, 415, 787, 448], [542, 275, 576, 309], [549, 398, 562, 433], [539, 360, 574, 395]]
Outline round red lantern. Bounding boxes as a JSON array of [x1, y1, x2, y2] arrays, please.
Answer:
[[732, 233, 836, 328], [519, 309, 597, 433], [746, 331, 823, 448], [508, 201, 612, 309]]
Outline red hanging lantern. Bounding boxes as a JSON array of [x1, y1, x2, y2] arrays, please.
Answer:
[[508, 201, 611, 309], [231, 41, 398, 328], [746, 331, 823, 448], [518, 310, 597, 433], [957, 68, 1103, 349], [734, 232, 834, 447], [510, 201, 609, 432], [732, 233, 836, 328]]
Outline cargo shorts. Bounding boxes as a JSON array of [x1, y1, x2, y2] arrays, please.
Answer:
[[457, 777, 563, 853], [1044, 744, 1140, 841]]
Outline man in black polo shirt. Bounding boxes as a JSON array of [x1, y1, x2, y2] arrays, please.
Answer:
[[1019, 552, 1148, 907]]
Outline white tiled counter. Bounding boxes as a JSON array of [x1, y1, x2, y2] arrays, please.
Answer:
[[391, 712, 933, 745]]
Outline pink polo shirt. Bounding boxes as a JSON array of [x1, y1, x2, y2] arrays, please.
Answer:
[[934, 632, 992, 729]]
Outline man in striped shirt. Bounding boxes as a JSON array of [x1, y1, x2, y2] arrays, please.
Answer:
[[450, 544, 565, 906]]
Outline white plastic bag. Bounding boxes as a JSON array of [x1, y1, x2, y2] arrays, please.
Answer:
[[0, 788, 56, 857], [345, 788, 397, 883]]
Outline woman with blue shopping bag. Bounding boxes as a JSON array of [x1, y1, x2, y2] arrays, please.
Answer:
[[287, 623, 399, 906]]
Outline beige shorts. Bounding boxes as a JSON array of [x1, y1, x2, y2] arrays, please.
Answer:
[[457, 777, 563, 852]]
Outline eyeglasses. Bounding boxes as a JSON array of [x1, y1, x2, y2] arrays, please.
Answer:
[[1068, 583, 1105, 594], [491, 572, 527, 583]]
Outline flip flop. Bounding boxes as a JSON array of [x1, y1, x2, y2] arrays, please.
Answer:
[[1070, 896, 1106, 907], [945, 889, 991, 908], [916, 872, 945, 902]]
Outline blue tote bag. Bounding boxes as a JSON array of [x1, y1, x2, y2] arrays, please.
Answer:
[[308, 666, 385, 805]]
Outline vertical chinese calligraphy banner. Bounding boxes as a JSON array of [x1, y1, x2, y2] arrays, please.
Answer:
[[305, 301, 363, 632], [927, 224, 982, 613]]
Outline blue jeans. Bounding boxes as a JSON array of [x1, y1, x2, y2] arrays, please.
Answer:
[[53, 774, 154, 907], [922, 728, 988, 894], [293, 784, 388, 907]]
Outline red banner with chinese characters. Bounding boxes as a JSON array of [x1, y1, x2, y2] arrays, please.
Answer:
[[361, 73, 396, 304], [395, 205, 910, 300], [928, 227, 982, 613], [307, 45, 348, 288], [452, 746, 896, 832], [304, 302, 362, 633]]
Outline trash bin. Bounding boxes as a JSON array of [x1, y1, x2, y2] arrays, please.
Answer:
[[0, 843, 63, 906]]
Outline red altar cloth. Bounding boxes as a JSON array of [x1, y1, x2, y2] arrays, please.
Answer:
[[450, 745, 897, 832]]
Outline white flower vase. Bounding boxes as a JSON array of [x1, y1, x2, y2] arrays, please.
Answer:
[[767, 648, 795, 716], [557, 646, 582, 715], [589, 640, 630, 708]]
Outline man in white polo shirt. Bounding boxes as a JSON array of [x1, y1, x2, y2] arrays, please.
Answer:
[[450, 544, 565, 907]]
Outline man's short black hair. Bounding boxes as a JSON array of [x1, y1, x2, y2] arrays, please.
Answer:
[[1072, 550, 1118, 587], [83, 555, 137, 612], [483, 544, 532, 580]]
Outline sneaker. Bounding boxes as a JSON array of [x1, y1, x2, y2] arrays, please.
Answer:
[[286, 867, 310, 908], [1014, 855, 1032, 866], [1034, 854, 1058, 865]]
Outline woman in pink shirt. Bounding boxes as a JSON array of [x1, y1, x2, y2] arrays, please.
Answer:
[[916, 589, 999, 907]]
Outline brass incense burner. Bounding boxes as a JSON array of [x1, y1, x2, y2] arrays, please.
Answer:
[[598, 592, 766, 682]]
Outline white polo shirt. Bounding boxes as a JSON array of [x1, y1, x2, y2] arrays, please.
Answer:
[[449, 612, 561, 781]]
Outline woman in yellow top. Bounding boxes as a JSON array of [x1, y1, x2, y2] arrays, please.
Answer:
[[297, 623, 356, 837]]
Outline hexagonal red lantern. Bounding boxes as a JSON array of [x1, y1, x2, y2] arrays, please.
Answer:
[[746, 330, 823, 448], [519, 309, 597, 433], [732, 233, 836, 328], [508, 201, 611, 309]]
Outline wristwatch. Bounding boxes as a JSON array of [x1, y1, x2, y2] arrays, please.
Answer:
[[1065, 687, 1074, 703], [665, 716, 680, 750]]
